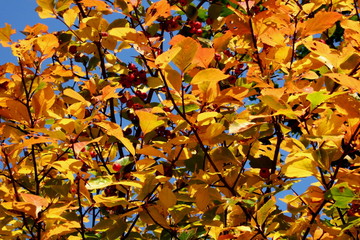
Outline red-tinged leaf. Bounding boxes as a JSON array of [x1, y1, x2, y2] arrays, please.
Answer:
[[20, 193, 49, 218], [144, 0, 171, 26], [0, 23, 16, 47], [229, 119, 257, 134], [95, 121, 135, 155], [11, 202, 38, 219], [193, 47, 215, 69], [23, 23, 48, 36], [299, 12, 343, 37]]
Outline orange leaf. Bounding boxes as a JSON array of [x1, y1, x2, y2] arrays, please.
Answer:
[[299, 12, 342, 37], [135, 110, 165, 135], [144, 0, 171, 26], [35, 34, 59, 58], [325, 73, 360, 93], [0, 23, 16, 47]]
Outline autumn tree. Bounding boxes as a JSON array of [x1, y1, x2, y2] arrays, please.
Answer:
[[0, 0, 359, 239]]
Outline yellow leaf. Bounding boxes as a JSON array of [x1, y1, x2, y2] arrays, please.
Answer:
[[63, 88, 91, 106], [259, 95, 287, 110], [135, 110, 165, 135], [203, 123, 225, 140], [117, 180, 143, 188], [282, 152, 317, 178], [155, 47, 181, 69], [136, 158, 156, 171], [108, 27, 146, 43], [95, 121, 135, 155], [195, 187, 211, 211], [36, 0, 56, 19], [136, 145, 167, 159], [42, 221, 80, 239], [63, 8, 78, 27], [67, 102, 86, 119], [93, 195, 129, 207], [197, 112, 219, 125], [144, 0, 171, 26], [192, 68, 228, 84], [159, 187, 177, 209]]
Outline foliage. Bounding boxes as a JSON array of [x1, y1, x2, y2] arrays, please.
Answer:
[[0, 0, 360, 239]]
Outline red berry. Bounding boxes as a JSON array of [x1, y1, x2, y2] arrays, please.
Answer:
[[69, 45, 77, 55], [189, 27, 197, 34], [179, 0, 187, 6], [206, 18, 214, 25], [113, 163, 122, 172], [128, 63, 137, 71], [214, 53, 221, 61], [193, 21, 202, 29], [259, 168, 270, 178], [89, 151, 97, 158], [195, 29, 203, 35], [120, 95, 127, 103], [126, 100, 134, 108], [100, 32, 109, 37], [228, 75, 237, 84], [224, 49, 232, 57], [132, 103, 143, 110]]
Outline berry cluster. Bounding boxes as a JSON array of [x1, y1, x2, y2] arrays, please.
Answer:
[[119, 63, 147, 88], [160, 16, 182, 32], [188, 20, 203, 35], [119, 91, 146, 110], [155, 126, 174, 139]]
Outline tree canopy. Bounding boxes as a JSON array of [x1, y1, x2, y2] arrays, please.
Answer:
[[0, 0, 359, 239]]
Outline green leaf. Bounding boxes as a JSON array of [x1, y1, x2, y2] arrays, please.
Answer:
[[179, 229, 197, 240], [257, 199, 276, 226], [327, 183, 355, 208], [86, 176, 113, 190], [114, 156, 133, 167]]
